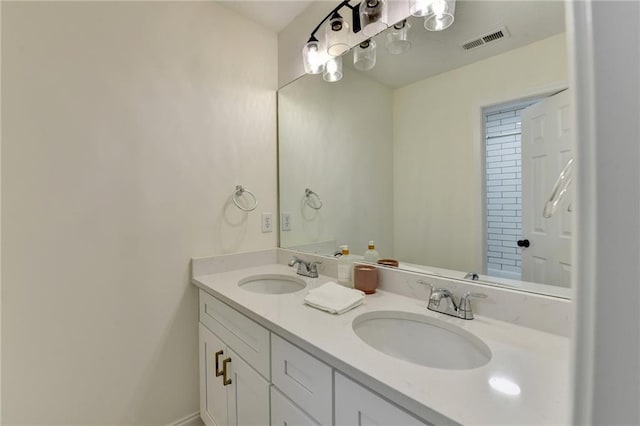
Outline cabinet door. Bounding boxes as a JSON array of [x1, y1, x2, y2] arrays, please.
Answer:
[[335, 373, 430, 426], [271, 386, 320, 426], [200, 324, 229, 426], [226, 347, 270, 426]]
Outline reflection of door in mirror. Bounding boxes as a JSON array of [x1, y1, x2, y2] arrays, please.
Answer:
[[521, 90, 572, 287], [484, 90, 572, 287], [484, 100, 539, 282]]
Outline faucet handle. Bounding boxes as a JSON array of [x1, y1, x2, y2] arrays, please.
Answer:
[[416, 279, 434, 296], [308, 261, 322, 272], [458, 292, 487, 320], [288, 256, 301, 267], [464, 272, 480, 281], [431, 288, 454, 299]]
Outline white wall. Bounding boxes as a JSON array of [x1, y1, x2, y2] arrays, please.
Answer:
[[0, 1, 3, 418], [279, 68, 394, 257], [393, 34, 567, 272], [1, 2, 277, 424], [570, 1, 640, 424]]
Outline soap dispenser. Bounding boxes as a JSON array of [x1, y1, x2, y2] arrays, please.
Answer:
[[363, 241, 380, 263], [337, 245, 354, 287]]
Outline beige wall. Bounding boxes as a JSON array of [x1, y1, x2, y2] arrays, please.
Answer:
[[393, 34, 567, 272], [279, 68, 394, 257], [1, 2, 276, 424]]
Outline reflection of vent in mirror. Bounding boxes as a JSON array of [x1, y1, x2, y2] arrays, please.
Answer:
[[462, 27, 509, 50], [483, 30, 504, 43]]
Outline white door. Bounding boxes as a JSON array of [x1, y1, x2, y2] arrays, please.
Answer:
[[521, 90, 572, 286]]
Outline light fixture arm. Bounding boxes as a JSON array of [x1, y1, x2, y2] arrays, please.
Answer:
[[306, 0, 362, 43]]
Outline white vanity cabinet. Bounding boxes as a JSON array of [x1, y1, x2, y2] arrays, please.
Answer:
[[198, 289, 432, 426], [335, 373, 431, 426], [271, 386, 320, 426], [199, 324, 229, 426], [198, 291, 270, 426], [271, 334, 333, 425]]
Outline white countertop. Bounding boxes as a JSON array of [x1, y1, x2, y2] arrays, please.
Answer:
[[193, 263, 570, 425]]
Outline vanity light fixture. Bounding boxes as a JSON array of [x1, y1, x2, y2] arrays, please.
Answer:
[[409, 0, 431, 17], [326, 13, 351, 56], [360, 0, 389, 36], [302, 0, 362, 76], [303, 0, 456, 81], [302, 39, 325, 74], [353, 39, 377, 71], [424, 0, 456, 31], [387, 20, 412, 54], [323, 56, 344, 82]]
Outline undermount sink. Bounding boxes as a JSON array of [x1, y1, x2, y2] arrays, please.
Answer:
[[353, 311, 491, 370], [238, 274, 306, 295]]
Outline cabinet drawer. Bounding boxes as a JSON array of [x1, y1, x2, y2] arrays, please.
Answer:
[[335, 372, 430, 426], [271, 386, 320, 426], [199, 290, 270, 379], [271, 334, 332, 426]]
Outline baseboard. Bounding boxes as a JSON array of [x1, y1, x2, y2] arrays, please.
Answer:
[[171, 411, 202, 426]]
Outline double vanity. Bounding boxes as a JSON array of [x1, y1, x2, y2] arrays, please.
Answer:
[[192, 249, 570, 425]]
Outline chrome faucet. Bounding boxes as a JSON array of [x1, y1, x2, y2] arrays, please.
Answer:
[[427, 287, 487, 320], [288, 256, 322, 278], [464, 272, 479, 281]]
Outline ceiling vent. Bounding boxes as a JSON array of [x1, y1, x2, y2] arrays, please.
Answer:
[[461, 27, 510, 50]]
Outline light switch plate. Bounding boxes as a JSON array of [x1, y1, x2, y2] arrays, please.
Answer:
[[281, 212, 292, 231], [262, 212, 273, 233]]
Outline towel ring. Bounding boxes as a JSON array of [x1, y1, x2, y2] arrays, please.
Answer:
[[232, 185, 258, 212], [304, 188, 323, 210], [543, 158, 573, 218]]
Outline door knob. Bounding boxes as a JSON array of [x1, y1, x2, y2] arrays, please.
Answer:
[[517, 239, 530, 248]]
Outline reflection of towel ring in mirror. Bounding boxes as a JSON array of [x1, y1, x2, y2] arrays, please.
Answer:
[[543, 159, 573, 218], [304, 188, 323, 210], [232, 185, 258, 212]]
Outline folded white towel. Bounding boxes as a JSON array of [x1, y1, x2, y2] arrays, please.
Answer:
[[304, 281, 365, 314]]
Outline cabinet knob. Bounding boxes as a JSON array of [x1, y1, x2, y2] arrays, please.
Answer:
[[222, 357, 232, 386], [215, 350, 224, 377]]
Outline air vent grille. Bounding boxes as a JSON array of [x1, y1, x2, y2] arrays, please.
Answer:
[[462, 39, 484, 50], [483, 30, 504, 43], [461, 27, 510, 51]]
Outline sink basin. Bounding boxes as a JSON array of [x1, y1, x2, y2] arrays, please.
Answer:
[[238, 274, 306, 295], [353, 311, 491, 370]]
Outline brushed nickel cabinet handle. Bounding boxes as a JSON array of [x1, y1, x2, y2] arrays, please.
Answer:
[[222, 357, 232, 386], [215, 350, 224, 377]]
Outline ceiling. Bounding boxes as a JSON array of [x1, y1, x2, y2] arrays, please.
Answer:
[[351, 1, 566, 88], [221, 1, 566, 88], [220, 1, 314, 32]]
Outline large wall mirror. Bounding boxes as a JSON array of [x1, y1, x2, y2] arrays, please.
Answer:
[[278, 1, 572, 298]]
